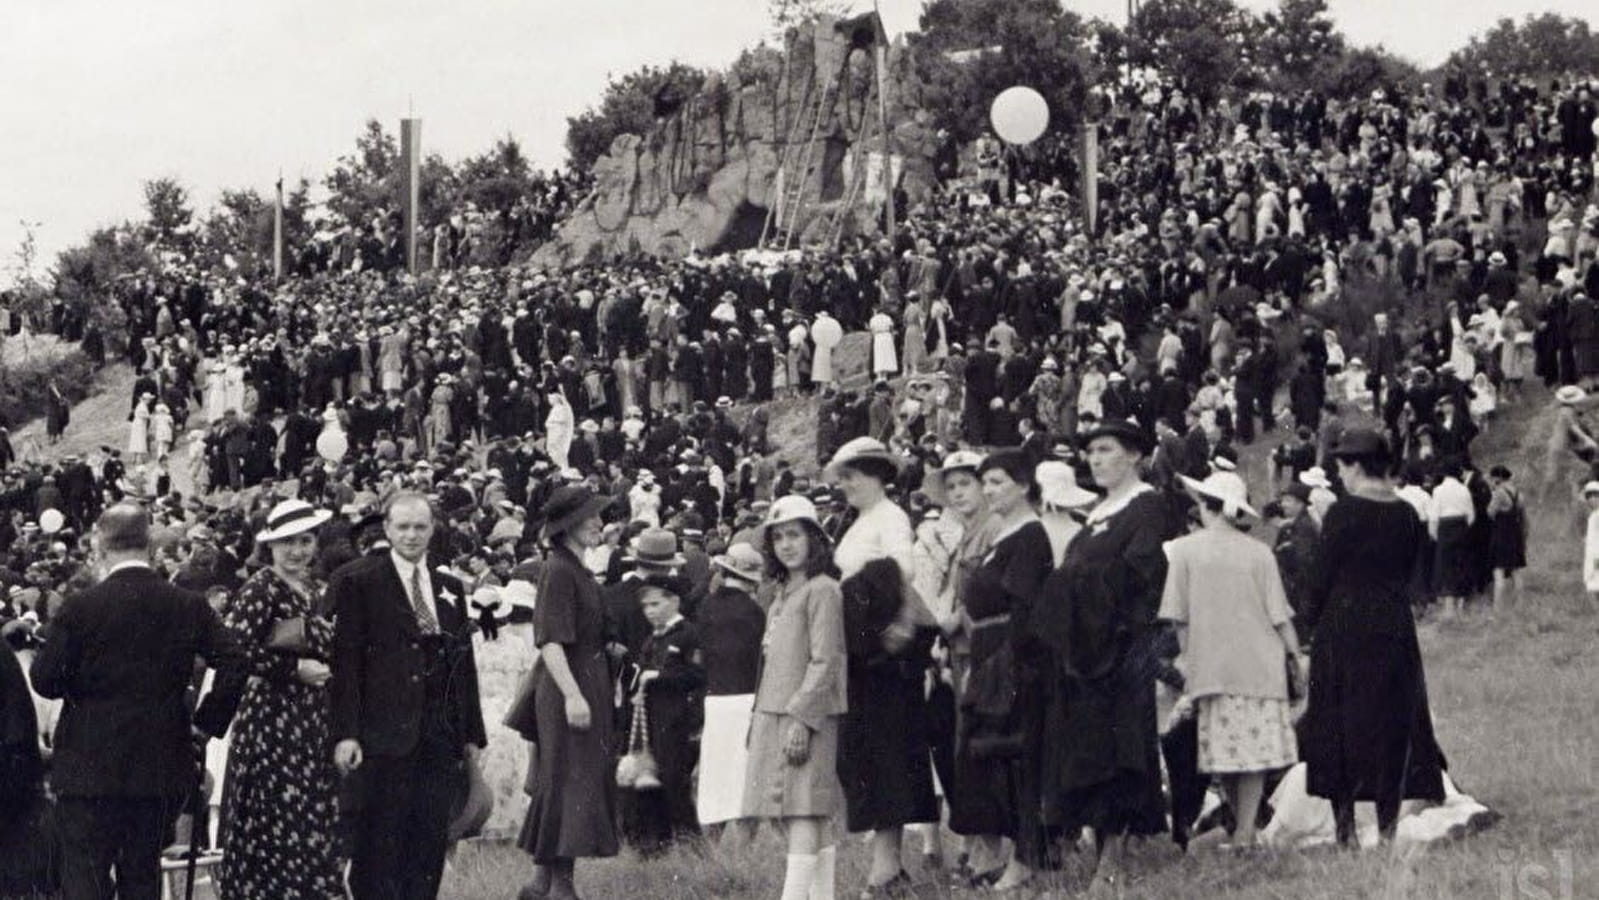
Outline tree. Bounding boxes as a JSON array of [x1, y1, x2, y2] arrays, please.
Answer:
[[3, 221, 51, 362], [910, 0, 1097, 142], [1317, 44, 1422, 100], [564, 62, 708, 171], [1444, 13, 1599, 82], [52, 223, 154, 321], [1128, 0, 1261, 104], [1257, 0, 1345, 94], [142, 177, 195, 247], [767, 0, 851, 35], [324, 119, 400, 226]]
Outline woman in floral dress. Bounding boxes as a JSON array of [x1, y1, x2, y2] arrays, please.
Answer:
[[218, 500, 342, 899]]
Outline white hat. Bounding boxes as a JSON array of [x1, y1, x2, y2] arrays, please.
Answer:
[[1181, 471, 1257, 519], [1556, 385, 1588, 405], [1583, 481, 1599, 498], [826, 437, 903, 478], [1036, 461, 1097, 509], [765, 495, 821, 530], [940, 449, 985, 476], [1298, 467, 1332, 490], [255, 499, 333, 543]]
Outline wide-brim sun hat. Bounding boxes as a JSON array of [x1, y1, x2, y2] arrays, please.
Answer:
[[1036, 461, 1099, 509], [825, 436, 904, 479], [1556, 385, 1588, 405], [256, 499, 332, 543], [1181, 472, 1258, 519], [540, 485, 614, 540]]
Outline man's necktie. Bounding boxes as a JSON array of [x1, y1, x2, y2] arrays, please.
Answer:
[[409, 564, 439, 634]]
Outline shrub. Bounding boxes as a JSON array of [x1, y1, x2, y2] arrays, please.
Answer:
[[0, 350, 97, 431]]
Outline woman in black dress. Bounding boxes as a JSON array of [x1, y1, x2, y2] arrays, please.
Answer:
[[1029, 420, 1170, 891], [1302, 428, 1446, 846], [951, 449, 1054, 892], [518, 486, 618, 900], [1486, 465, 1527, 610]]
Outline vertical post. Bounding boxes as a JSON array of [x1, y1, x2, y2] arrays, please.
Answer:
[[1081, 122, 1099, 239], [874, 41, 894, 245], [400, 118, 422, 275], [273, 173, 284, 282]]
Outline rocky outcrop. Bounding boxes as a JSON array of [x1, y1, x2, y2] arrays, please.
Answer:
[[536, 14, 939, 265]]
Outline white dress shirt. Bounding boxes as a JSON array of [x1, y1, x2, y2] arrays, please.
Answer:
[[390, 551, 435, 618]]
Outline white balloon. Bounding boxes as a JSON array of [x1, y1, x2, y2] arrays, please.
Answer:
[[990, 86, 1050, 145], [39, 509, 65, 535], [316, 431, 349, 462]]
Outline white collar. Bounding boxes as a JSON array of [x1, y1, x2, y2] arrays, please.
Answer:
[[390, 551, 429, 576], [106, 559, 153, 577], [1086, 483, 1153, 525], [654, 614, 685, 636]]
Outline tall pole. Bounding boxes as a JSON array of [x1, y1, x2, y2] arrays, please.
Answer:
[[874, 28, 895, 245], [400, 118, 422, 275], [273, 171, 284, 282]]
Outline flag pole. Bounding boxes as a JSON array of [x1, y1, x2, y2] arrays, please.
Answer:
[[273, 171, 284, 282]]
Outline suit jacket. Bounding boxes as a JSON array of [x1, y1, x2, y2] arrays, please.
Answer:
[[328, 554, 487, 757], [29, 565, 247, 798], [752, 575, 847, 732]]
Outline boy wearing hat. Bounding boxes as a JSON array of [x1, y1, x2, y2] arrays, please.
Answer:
[[1273, 483, 1320, 635], [624, 575, 705, 856]]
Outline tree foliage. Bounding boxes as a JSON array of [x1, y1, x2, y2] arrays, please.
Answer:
[[142, 177, 195, 247], [910, 0, 1096, 141], [1257, 0, 1345, 94], [564, 62, 709, 171], [1128, 0, 1261, 104], [1444, 13, 1599, 82], [324, 119, 400, 227]]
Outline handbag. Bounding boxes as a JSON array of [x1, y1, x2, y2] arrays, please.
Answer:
[[615, 698, 662, 790], [502, 660, 541, 742], [265, 617, 308, 655]]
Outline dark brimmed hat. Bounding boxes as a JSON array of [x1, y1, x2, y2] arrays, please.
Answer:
[[1329, 427, 1390, 460], [540, 485, 614, 540], [1078, 419, 1153, 455]]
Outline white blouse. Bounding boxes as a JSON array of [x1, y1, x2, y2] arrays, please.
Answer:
[[834, 498, 915, 580]]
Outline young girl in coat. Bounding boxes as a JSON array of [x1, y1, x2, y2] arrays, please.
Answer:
[[748, 496, 847, 900]]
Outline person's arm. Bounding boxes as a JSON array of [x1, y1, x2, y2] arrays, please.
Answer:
[[784, 580, 846, 733], [192, 597, 249, 738], [28, 598, 82, 701], [328, 569, 366, 768], [221, 577, 300, 684]]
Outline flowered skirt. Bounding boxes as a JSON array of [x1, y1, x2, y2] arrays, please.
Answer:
[[1196, 694, 1299, 775]]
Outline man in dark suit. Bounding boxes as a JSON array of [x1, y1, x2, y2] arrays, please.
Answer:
[[329, 492, 487, 900], [30, 504, 247, 900]]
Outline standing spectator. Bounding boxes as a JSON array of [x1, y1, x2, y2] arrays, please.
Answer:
[[1301, 429, 1447, 847], [1485, 465, 1527, 611], [746, 495, 846, 900], [1159, 472, 1303, 849], [828, 437, 938, 894], [515, 486, 619, 900], [1029, 420, 1169, 890], [329, 493, 487, 900], [29, 504, 248, 900], [217, 500, 342, 899], [695, 543, 767, 842]]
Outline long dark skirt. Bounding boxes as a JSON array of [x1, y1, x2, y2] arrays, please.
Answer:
[[1039, 633, 1167, 841], [517, 651, 619, 862], [1432, 517, 1474, 596], [1303, 631, 1447, 805], [837, 659, 940, 833]]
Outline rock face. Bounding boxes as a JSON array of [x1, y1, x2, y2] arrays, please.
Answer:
[[536, 14, 939, 265]]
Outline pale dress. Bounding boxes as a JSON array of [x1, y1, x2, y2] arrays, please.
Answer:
[[1159, 527, 1298, 774]]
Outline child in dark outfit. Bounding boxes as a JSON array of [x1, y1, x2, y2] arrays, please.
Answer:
[[621, 577, 705, 856]]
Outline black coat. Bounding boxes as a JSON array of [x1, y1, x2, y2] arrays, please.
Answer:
[[328, 555, 487, 757], [30, 566, 247, 798]]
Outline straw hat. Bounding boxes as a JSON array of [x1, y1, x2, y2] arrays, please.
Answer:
[[825, 437, 903, 479], [255, 499, 332, 543], [764, 495, 821, 530]]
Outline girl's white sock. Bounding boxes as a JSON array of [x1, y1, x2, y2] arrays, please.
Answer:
[[808, 845, 836, 900], [781, 853, 818, 900]]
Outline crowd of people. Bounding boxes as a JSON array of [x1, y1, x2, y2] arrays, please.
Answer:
[[2, 68, 1597, 899]]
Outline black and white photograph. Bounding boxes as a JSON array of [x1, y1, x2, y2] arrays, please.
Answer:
[[2, 0, 1597, 896]]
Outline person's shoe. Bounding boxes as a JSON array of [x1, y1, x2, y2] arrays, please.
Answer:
[[857, 870, 913, 898]]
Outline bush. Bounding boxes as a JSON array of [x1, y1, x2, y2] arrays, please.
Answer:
[[0, 350, 97, 431]]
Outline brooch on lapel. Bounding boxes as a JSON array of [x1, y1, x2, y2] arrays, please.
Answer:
[[440, 587, 459, 605]]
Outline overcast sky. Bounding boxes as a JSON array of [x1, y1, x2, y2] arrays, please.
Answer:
[[3, 0, 1594, 272]]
